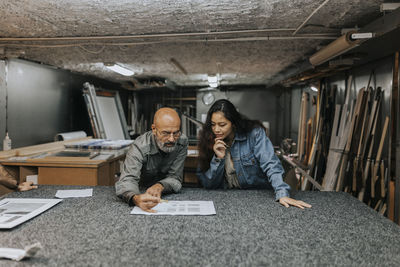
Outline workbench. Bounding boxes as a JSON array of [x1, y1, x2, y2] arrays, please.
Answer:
[[0, 141, 198, 189], [1, 186, 400, 266], [0, 150, 127, 186]]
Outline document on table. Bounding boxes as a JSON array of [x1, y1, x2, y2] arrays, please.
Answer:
[[0, 198, 62, 229], [0, 242, 42, 261], [55, 189, 93, 198], [131, 201, 216, 215]]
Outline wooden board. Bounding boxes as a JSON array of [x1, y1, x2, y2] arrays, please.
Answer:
[[0, 137, 92, 159], [389, 180, 395, 221], [392, 52, 400, 224], [27, 156, 104, 165], [297, 92, 309, 161], [38, 167, 98, 186]]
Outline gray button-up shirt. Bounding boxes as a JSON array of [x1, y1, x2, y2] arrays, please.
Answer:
[[115, 131, 188, 204]]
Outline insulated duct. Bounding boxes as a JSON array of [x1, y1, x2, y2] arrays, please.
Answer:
[[309, 31, 361, 66]]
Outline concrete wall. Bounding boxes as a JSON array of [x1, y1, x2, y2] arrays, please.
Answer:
[[0, 59, 125, 149]]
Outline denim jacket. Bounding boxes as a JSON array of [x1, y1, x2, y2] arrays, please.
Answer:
[[196, 127, 290, 201]]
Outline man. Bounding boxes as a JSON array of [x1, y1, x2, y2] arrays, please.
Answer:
[[115, 107, 188, 212]]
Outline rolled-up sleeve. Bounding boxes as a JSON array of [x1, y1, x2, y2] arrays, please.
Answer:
[[252, 128, 290, 201], [115, 144, 144, 203], [158, 139, 188, 193]]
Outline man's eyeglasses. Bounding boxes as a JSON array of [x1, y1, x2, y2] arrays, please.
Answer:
[[156, 129, 181, 138]]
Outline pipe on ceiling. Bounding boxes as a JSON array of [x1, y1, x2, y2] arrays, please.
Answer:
[[0, 28, 297, 42], [0, 35, 338, 49], [266, 7, 400, 89]]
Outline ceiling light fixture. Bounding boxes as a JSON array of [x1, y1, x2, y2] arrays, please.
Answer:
[[380, 3, 400, 12], [310, 86, 318, 92], [207, 75, 218, 83], [207, 75, 219, 88], [209, 82, 219, 88], [105, 63, 134, 76]]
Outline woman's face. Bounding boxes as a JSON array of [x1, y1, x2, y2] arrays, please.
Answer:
[[211, 111, 233, 140]]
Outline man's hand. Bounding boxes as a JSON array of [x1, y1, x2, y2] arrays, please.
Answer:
[[133, 193, 160, 213], [18, 181, 38, 192], [146, 183, 164, 198], [279, 197, 312, 209]]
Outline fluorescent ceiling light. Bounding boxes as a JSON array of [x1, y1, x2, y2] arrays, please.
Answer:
[[207, 75, 219, 88], [207, 75, 218, 83], [105, 63, 134, 76], [380, 3, 400, 12], [209, 82, 219, 88], [310, 86, 318, 92]]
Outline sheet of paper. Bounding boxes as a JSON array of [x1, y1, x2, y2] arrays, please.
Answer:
[[0, 198, 62, 229], [0, 242, 42, 261], [55, 189, 93, 198], [26, 175, 38, 184], [131, 201, 216, 215]]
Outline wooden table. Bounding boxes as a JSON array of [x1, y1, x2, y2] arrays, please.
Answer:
[[0, 150, 127, 187], [183, 145, 199, 186], [0, 141, 198, 191]]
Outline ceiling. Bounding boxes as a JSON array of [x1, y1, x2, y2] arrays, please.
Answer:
[[0, 0, 397, 89]]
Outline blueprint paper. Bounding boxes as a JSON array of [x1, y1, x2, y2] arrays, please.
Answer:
[[55, 189, 93, 198], [131, 201, 216, 215], [0, 199, 62, 229]]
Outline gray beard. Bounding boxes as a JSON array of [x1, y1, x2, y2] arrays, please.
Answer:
[[155, 136, 176, 153]]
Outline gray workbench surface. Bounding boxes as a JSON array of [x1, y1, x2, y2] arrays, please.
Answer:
[[1, 186, 400, 266]]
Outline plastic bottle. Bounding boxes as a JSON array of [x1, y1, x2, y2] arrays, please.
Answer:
[[3, 132, 12, 151]]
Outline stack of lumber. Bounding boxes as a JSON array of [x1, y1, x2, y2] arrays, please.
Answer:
[[300, 81, 336, 191], [297, 72, 390, 214]]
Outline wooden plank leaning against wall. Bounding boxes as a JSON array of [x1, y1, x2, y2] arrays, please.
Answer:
[[390, 51, 399, 223], [294, 52, 400, 224]]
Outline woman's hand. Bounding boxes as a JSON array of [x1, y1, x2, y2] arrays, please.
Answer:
[[213, 138, 228, 159], [279, 197, 312, 209]]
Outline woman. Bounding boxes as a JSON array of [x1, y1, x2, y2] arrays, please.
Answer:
[[197, 99, 311, 209]]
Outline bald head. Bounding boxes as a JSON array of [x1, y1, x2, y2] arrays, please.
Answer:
[[152, 108, 181, 152], [153, 107, 181, 128]]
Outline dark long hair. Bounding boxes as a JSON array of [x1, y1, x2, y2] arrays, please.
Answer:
[[198, 99, 265, 171]]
